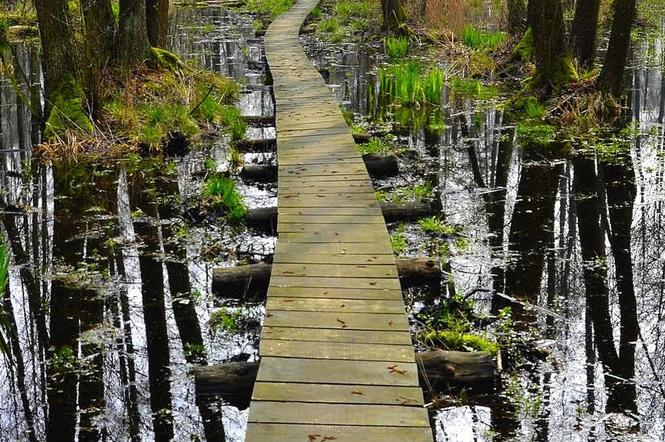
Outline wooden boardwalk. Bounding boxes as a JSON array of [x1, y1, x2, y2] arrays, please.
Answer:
[[244, 1, 433, 440]]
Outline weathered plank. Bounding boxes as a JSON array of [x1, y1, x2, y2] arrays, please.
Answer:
[[251, 382, 424, 405], [266, 297, 405, 313], [245, 424, 433, 442], [261, 326, 412, 344], [270, 276, 401, 290], [260, 340, 414, 362], [271, 263, 397, 278], [267, 286, 403, 300], [255, 357, 419, 386], [248, 402, 429, 426], [263, 310, 409, 331]]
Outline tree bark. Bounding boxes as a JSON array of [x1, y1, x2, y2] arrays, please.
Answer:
[[33, 0, 77, 102], [381, 0, 406, 31], [506, 0, 527, 34], [117, 0, 152, 66], [527, 0, 568, 92], [597, 0, 637, 97], [192, 350, 495, 409], [146, 0, 169, 48], [570, 0, 602, 68]]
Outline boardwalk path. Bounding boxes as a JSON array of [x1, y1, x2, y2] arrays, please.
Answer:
[[244, 1, 433, 440]]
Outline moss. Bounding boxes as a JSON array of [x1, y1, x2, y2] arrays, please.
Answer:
[[45, 75, 94, 139], [150, 47, 185, 71], [512, 27, 533, 62], [423, 330, 499, 354]]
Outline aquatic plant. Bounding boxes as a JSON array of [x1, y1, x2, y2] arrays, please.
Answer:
[[423, 67, 444, 104], [0, 241, 10, 359], [384, 36, 408, 62], [449, 77, 500, 100], [390, 225, 407, 254], [208, 308, 242, 335], [418, 216, 457, 235], [202, 174, 247, 222], [462, 25, 505, 51]]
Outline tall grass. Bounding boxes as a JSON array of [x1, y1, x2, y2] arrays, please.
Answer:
[[378, 62, 444, 106], [384, 36, 408, 62], [462, 25, 505, 51], [202, 174, 247, 223]]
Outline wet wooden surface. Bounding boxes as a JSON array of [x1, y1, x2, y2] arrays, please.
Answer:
[[245, 0, 432, 439]]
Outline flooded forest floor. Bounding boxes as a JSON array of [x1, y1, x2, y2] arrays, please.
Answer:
[[1, 0, 665, 441]]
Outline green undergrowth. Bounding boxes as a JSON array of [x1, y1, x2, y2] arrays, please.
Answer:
[[418, 216, 457, 235], [377, 183, 433, 204], [417, 294, 499, 355], [243, 0, 294, 21], [462, 25, 506, 51], [449, 77, 500, 100], [104, 61, 242, 149], [377, 62, 445, 107], [384, 36, 408, 62], [208, 308, 243, 335], [201, 173, 247, 222], [314, 0, 378, 42], [356, 135, 400, 155], [390, 225, 407, 255]]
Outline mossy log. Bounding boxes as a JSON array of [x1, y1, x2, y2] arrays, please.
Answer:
[[212, 258, 440, 300], [191, 350, 495, 409], [244, 199, 440, 232], [238, 154, 399, 183]]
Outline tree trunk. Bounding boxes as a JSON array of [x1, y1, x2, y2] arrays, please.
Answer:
[[33, 0, 77, 102], [382, 0, 405, 31], [570, 0, 602, 68], [506, 0, 527, 34], [117, 0, 152, 65], [527, 0, 568, 92], [597, 0, 637, 96], [80, 0, 116, 115], [146, 0, 169, 48]]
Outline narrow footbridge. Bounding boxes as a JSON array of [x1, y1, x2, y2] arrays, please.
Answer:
[[244, 1, 433, 440]]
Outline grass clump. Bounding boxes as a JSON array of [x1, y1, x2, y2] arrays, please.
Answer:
[[379, 62, 444, 107], [390, 225, 407, 254], [104, 65, 240, 149], [357, 136, 395, 155], [423, 67, 444, 104], [201, 173, 247, 222], [423, 330, 499, 354], [418, 216, 457, 235], [378, 183, 433, 204], [449, 77, 500, 100], [208, 308, 242, 335], [242, 0, 294, 20], [384, 36, 408, 62], [462, 25, 505, 51]]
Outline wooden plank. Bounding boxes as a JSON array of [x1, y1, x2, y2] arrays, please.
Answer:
[[252, 382, 424, 405], [245, 424, 433, 442], [272, 252, 395, 265], [267, 286, 403, 300], [263, 310, 409, 331], [273, 240, 393, 255], [248, 402, 429, 427], [278, 223, 386, 233], [255, 357, 419, 386], [260, 340, 414, 362], [267, 297, 405, 313], [270, 276, 400, 290], [272, 263, 397, 278], [277, 215, 385, 225], [261, 326, 412, 345], [278, 231, 389, 244]]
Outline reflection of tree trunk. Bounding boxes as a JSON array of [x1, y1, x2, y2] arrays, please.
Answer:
[[133, 180, 174, 441], [113, 251, 141, 442], [601, 156, 638, 413], [156, 176, 226, 441], [78, 289, 105, 441], [498, 161, 562, 318], [2, 287, 39, 442], [46, 280, 80, 442]]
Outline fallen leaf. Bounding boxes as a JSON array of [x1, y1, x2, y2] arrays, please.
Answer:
[[321, 437, 338, 441], [369, 282, 377, 286], [308, 434, 321, 442], [351, 390, 364, 395]]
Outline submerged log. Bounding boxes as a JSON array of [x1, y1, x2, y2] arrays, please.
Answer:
[[191, 350, 495, 409], [238, 154, 399, 183], [212, 258, 440, 300], [244, 199, 440, 232]]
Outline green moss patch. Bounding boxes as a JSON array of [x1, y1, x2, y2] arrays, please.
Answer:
[[45, 75, 94, 139]]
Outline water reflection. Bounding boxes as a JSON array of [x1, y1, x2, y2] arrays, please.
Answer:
[[0, 4, 266, 441], [302, 21, 665, 441]]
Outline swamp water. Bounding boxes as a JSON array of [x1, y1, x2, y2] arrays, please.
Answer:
[[302, 13, 665, 442], [1, 2, 665, 442]]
